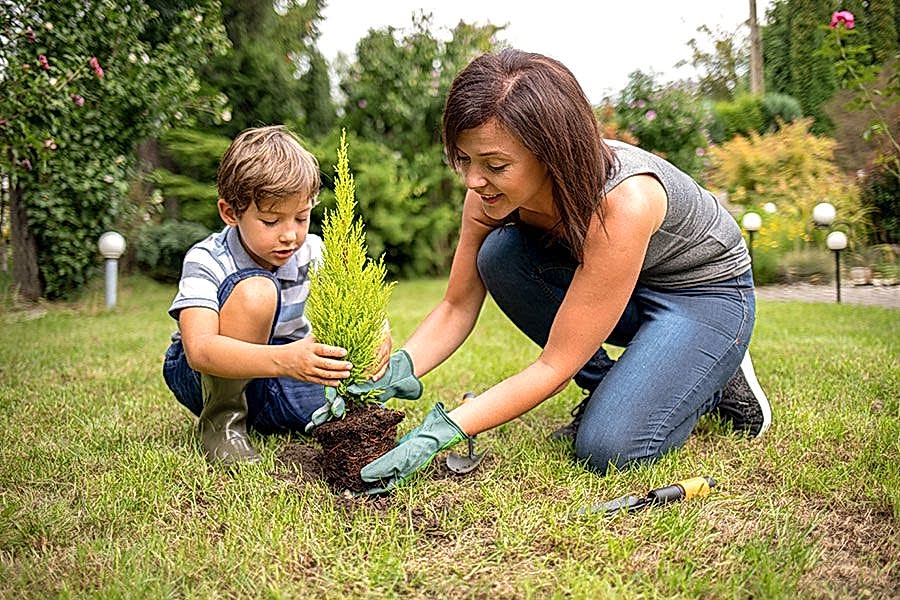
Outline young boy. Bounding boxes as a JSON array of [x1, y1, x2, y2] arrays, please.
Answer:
[[163, 125, 356, 466]]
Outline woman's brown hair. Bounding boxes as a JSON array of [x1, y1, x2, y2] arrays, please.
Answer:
[[442, 49, 616, 261]]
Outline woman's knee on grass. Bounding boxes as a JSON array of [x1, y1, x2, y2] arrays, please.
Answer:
[[219, 275, 279, 343], [574, 429, 661, 475]]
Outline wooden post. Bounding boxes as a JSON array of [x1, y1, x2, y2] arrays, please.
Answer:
[[749, 0, 765, 95]]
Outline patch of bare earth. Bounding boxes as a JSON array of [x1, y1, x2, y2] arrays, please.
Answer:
[[799, 504, 898, 597]]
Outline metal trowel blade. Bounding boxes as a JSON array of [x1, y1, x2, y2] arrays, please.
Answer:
[[446, 436, 484, 474]]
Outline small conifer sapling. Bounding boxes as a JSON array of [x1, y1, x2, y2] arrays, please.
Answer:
[[306, 131, 395, 423]]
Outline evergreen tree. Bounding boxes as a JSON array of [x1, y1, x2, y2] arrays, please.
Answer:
[[306, 131, 395, 398], [201, 0, 335, 138], [787, 0, 835, 133], [763, 0, 793, 96], [868, 0, 898, 64]]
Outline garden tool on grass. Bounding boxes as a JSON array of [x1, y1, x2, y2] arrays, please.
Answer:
[[577, 476, 716, 517], [446, 392, 485, 474]]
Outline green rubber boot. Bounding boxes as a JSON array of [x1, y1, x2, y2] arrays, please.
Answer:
[[199, 374, 261, 466]]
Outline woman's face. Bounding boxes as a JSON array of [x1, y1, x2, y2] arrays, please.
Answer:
[[453, 119, 554, 221]]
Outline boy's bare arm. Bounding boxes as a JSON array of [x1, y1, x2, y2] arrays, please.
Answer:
[[179, 307, 352, 386]]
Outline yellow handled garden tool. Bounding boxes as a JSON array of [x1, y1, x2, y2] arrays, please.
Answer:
[[578, 476, 716, 517]]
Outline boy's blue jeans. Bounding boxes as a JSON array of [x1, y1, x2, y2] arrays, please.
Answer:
[[477, 224, 756, 474], [162, 268, 325, 434]]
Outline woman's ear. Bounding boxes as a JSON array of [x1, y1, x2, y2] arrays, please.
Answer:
[[218, 199, 239, 226]]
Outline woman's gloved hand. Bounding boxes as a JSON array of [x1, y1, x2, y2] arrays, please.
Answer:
[[360, 403, 465, 493], [346, 349, 422, 402], [304, 386, 346, 433]]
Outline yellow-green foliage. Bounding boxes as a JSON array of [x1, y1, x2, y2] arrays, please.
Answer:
[[706, 118, 866, 254], [306, 131, 395, 395]]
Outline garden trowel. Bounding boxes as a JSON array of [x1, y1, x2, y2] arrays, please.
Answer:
[[446, 392, 485, 474]]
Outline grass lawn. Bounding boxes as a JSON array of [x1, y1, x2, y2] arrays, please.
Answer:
[[1, 274, 897, 598]]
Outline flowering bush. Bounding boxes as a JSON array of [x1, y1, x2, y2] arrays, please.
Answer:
[[614, 71, 710, 178], [0, 1, 228, 299]]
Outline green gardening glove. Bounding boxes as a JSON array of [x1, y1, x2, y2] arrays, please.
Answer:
[[304, 386, 346, 433], [360, 403, 466, 493], [346, 349, 423, 402]]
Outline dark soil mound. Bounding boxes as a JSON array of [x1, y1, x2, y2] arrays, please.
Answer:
[[312, 403, 404, 493]]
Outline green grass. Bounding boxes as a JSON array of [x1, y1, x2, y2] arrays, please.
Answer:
[[1, 274, 898, 598]]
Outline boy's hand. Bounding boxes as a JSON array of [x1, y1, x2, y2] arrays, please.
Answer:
[[286, 335, 352, 386]]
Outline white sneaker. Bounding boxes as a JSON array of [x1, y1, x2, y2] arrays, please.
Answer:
[[716, 351, 772, 438]]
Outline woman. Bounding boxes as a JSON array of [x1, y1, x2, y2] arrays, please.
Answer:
[[357, 49, 771, 491]]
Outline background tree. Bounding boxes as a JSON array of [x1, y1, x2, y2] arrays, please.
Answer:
[[0, 0, 227, 299], [200, 0, 335, 138], [679, 24, 749, 101], [330, 14, 501, 276], [141, 0, 334, 280]]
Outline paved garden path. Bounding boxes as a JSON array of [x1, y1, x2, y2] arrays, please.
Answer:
[[756, 282, 900, 309]]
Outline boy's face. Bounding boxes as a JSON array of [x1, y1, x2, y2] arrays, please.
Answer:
[[218, 193, 315, 271]]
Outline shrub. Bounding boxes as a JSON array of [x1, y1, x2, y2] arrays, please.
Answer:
[[748, 244, 783, 285], [134, 220, 211, 283], [711, 94, 765, 143], [614, 71, 710, 178], [776, 247, 834, 283], [761, 92, 803, 130], [706, 119, 865, 238], [859, 162, 900, 244], [0, 1, 228, 299]]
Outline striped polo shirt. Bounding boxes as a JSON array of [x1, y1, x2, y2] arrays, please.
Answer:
[[168, 225, 323, 342]]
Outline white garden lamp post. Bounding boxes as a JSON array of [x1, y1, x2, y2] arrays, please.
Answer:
[[741, 211, 762, 266], [98, 231, 126, 308], [812, 202, 836, 228], [826, 230, 848, 304]]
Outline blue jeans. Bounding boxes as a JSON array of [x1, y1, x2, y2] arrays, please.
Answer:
[[477, 224, 755, 474], [162, 268, 325, 435]]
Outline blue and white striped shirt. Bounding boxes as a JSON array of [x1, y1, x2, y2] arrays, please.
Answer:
[[168, 225, 323, 342]]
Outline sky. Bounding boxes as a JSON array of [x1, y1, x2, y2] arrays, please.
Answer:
[[317, 0, 774, 104]]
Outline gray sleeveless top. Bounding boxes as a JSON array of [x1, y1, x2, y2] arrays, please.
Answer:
[[603, 140, 750, 288]]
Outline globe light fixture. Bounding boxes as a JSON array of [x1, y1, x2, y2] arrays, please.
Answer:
[[763, 202, 777, 214], [741, 212, 762, 232], [812, 202, 836, 228], [741, 211, 762, 267], [98, 231, 126, 308], [826, 230, 848, 304]]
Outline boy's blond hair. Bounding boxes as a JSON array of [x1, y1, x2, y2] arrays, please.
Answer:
[[217, 125, 320, 216]]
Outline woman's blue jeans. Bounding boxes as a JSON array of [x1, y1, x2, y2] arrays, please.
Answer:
[[162, 268, 325, 435], [477, 224, 756, 474]]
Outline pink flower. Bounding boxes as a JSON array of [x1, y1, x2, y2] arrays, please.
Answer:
[[637, 100, 647, 109], [89, 56, 104, 79], [358, 99, 368, 109], [71, 94, 85, 106], [21, 158, 32, 171], [645, 110, 657, 121], [0, 118, 7, 127], [695, 147, 706, 157], [830, 10, 855, 29], [43, 138, 57, 150], [38, 54, 50, 70], [25, 27, 36, 42]]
